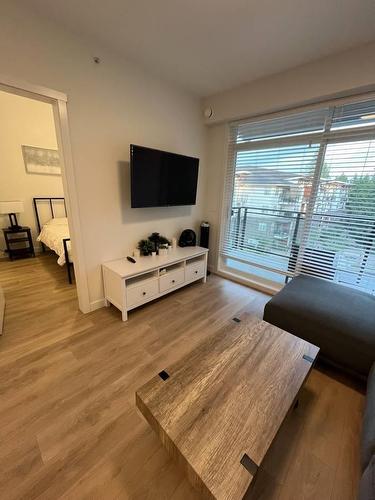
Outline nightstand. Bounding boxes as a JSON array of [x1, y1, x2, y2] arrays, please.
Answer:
[[2, 226, 35, 260]]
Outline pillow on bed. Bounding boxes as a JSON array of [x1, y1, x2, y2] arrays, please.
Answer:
[[44, 217, 68, 226]]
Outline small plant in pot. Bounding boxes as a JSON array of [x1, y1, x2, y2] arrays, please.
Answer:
[[137, 239, 154, 256], [148, 232, 170, 255], [159, 244, 168, 256], [159, 235, 170, 246], [148, 232, 161, 254]]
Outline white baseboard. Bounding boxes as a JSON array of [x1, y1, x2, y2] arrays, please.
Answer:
[[214, 269, 279, 296], [90, 298, 106, 311]]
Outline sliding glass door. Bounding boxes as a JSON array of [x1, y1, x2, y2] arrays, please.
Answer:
[[220, 98, 375, 294]]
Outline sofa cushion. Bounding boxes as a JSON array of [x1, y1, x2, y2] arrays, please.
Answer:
[[358, 455, 375, 500], [263, 274, 375, 377], [362, 364, 375, 471]]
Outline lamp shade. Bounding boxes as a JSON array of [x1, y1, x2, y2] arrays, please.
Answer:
[[0, 201, 24, 214]]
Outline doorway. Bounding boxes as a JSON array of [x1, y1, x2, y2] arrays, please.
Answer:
[[0, 76, 89, 316]]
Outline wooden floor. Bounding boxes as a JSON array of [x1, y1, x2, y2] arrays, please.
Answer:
[[0, 254, 364, 500]]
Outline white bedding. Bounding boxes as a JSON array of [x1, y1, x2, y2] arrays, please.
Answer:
[[37, 217, 72, 266]]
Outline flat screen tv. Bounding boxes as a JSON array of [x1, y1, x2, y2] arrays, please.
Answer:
[[130, 144, 199, 208]]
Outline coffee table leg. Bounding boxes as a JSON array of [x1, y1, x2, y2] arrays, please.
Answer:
[[240, 453, 258, 476]]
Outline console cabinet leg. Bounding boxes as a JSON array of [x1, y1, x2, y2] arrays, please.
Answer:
[[203, 253, 208, 283], [122, 309, 128, 322]]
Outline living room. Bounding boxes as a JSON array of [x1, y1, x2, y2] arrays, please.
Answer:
[[0, 0, 374, 499]]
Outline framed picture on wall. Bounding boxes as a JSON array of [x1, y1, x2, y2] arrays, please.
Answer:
[[22, 145, 61, 176]]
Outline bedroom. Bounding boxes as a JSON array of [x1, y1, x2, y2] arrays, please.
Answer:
[[0, 89, 75, 298]]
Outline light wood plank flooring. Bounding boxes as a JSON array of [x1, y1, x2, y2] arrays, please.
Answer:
[[0, 254, 364, 499]]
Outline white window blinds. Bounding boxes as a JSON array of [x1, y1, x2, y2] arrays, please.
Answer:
[[221, 97, 375, 294]]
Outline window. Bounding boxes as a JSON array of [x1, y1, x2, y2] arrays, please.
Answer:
[[220, 97, 375, 294]]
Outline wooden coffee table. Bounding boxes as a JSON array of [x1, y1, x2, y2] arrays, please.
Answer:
[[136, 317, 319, 499]]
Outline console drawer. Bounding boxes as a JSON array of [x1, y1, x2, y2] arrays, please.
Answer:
[[186, 260, 205, 281], [126, 279, 159, 308], [159, 268, 185, 293]]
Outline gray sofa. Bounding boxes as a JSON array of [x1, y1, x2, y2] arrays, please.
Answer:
[[360, 364, 375, 500], [263, 274, 375, 499], [263, 274, 375, 377]]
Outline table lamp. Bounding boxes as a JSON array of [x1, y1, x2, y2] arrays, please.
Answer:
[[0, 200, 24, 230]]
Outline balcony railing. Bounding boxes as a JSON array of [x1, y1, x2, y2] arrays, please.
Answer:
[[229, 205, 375, 291]]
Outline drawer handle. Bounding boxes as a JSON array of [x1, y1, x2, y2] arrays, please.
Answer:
[[172, 279, 175, 283], [142, 291, 146, 296], [195, 270, 198, 274]]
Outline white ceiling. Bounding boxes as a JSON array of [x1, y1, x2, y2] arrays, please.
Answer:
[[24, 0, 375, 96]]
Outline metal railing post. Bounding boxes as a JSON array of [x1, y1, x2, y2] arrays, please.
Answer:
[[239, 208, 248, 249]]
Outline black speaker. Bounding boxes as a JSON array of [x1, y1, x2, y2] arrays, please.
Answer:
[[179, 229, 196, 247], [200, 222, 210, 248]]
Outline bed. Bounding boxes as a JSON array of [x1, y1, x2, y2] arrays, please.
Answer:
[[33, 197, 74, 284]]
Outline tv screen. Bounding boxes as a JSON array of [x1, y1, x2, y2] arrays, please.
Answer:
[[130, 145, 199, 208]]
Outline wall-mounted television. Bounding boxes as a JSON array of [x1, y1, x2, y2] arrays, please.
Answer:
[[130, 144, 199, 208]]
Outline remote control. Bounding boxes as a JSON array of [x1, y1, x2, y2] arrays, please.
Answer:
[[127, 256, 136, 263]]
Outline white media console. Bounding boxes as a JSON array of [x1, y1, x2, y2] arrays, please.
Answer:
[[102, 246, 209, 321]]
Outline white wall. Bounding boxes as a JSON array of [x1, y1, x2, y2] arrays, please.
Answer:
[[202, 42, 375, 270], [202, 41, 375, 125], [0, 0, 206, 308], [204, 125, 228, 269], [0, 90, 64, 252]]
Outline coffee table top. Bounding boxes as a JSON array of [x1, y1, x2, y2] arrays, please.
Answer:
[[136, 317, 319, 499]]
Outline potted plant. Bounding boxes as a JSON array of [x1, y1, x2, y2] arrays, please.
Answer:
[[137, 239, 154, 256], [148, 233, 170, 255], [159, 244, 168, 256], [148, 232, 161, 254]]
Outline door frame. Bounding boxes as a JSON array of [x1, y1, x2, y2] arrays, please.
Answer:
[[0, 74, 91, 313]]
